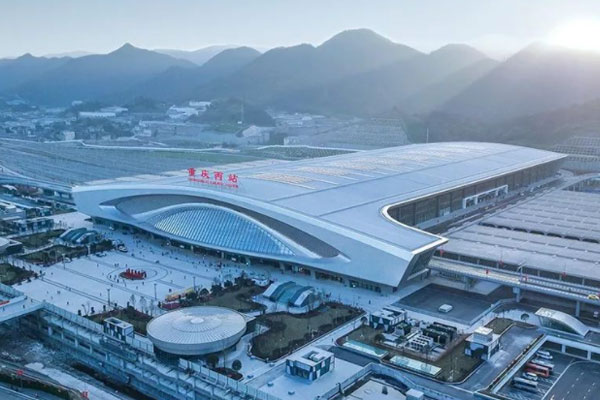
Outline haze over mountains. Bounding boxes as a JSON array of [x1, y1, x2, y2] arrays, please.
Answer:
[[2, 28, 600, 146]]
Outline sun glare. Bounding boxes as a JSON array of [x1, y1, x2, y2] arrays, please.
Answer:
[[548, 18, 600, 52]]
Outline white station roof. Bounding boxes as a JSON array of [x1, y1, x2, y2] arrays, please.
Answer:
[[147, 306, 247, 356], [83, 142, 565, 253], [75, 142, 565, 288]]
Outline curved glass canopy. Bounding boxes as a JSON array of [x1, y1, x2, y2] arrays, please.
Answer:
[[146, 205, 295, 256]]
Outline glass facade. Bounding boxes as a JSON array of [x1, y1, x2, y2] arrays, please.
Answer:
[[147, 206, 295, 256], [388, 160, 560, 227]]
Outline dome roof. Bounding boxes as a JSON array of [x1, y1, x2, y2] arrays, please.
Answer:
[[147, 306, 247, 356]]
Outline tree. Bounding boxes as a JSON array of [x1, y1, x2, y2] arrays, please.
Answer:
[[374, 333, 385, 343], [206, 354, 219, 368], [231, 359, 242, 371]]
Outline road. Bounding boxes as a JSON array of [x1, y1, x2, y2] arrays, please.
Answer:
[[544, 361, 600, 400]]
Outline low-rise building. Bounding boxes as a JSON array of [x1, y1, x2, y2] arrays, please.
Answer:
[[0, 202, 26, 221], [103, 317, 134, 342], [59, 130, 76, 141], [286, 347, 334, 381], [465, 326, 500, 360], [79, 111, 117, 119], [369, 307, 406, 332], [6, 216, 54, 234]]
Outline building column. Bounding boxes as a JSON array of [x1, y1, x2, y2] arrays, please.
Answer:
[[514, 287, 522, 303], [576, 300, 581, 317]]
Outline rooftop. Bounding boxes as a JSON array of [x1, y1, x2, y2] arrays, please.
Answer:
[[442, 189, 600, 279], [146, 306, 247, 348], [80, 142, 565, 254]]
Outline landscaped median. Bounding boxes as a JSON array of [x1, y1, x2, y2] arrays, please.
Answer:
[[20, 240, 114, 266], [250, 302, 363, 361], [0, 263, 36, 285]]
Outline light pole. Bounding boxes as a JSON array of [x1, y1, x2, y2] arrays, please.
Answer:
[[107, 288, 111, 307], [154, 282, 157, 300]]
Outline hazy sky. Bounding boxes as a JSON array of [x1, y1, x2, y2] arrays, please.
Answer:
[[2, 0, 600, 59]]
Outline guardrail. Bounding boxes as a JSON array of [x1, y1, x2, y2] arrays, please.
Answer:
[[318, 362, 463, 400], [180, 359, 282, 400], [0, 282, 24, 298], [485, 333, 545, 393]]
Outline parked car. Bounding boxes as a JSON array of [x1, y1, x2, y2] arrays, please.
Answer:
[[522, 371, 538, 381], [536, 351, 553, 360]]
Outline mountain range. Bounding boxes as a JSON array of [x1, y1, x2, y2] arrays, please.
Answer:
[[154, 45, 239, 65], [2, 29, 600, 146]]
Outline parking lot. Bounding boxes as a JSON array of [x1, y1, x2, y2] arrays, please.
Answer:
[[544, 361, 600, 400], [499, 350, 577, 400]]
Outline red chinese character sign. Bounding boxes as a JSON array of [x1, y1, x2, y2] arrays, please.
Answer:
[[188, 168, 239, 189]]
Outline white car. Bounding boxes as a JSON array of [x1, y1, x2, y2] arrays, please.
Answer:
[[536, 351, 553, 360], [522, 372, 538, 381]]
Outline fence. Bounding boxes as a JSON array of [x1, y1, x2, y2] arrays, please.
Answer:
[[180, 359, 282, 400], [0, 282, 23, 298]]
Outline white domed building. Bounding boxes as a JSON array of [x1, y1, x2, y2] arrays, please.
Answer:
[[147, 306, 247, 356]]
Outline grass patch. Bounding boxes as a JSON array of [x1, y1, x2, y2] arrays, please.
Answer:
[[486, 317, 514, 334], [0, 263, 35, 285], [341, 324, 482, 383], [432, 337, 482, 382], [182, 284, 266, 313], [177, 275, 267, 313], [15, 229, 65, 249], [21, 240, 113, 265], [88, 306, 152, 335], [251, 302, 362, 361]]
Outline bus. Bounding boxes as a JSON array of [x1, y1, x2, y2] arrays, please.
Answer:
[[531, 359, 554, 372], [512, 377, 538, 393], [525, 362, 550, 377]]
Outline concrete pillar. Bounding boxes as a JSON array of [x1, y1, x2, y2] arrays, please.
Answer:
[[576, 300, 581, 317], [561, 344, 566, 353], [514, 287, 522, 303]]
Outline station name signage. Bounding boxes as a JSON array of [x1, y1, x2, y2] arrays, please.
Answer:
[[187, 168, 239, 189]]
